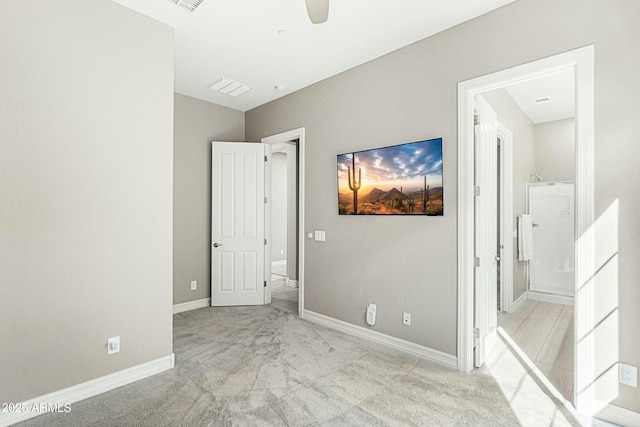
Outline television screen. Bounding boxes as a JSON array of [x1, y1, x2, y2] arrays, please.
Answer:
[[337, 138, 443, 215]]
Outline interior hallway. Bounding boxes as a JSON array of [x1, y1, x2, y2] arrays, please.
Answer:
[[18, 305, 581, 427]]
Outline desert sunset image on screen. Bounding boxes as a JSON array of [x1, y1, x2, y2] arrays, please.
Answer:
[[337, 138, 443, 215]]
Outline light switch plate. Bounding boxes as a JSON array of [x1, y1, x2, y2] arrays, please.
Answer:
[[314, 230, 326, 241]]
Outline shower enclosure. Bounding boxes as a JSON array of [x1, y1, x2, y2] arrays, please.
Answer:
[[526, 181, 575, 298]]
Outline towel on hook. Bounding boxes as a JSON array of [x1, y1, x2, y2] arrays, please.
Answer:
[[518, 214, 534, 261]]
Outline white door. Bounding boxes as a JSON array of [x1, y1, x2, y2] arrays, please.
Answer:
[[474, 95, 499, 367], [211, 142, 266, 306]]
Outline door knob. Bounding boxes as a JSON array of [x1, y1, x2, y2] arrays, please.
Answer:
[[213, 243, 223, 248]]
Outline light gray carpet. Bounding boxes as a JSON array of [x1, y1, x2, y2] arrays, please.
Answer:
[[18, 306, 581, 426]]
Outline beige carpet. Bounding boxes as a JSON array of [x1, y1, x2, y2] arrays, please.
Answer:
[[18, 306, 581, 426]]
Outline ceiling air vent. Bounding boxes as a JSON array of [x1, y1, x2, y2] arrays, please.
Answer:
[[207, 78, 252, 97], [167, 0, 205, 13]]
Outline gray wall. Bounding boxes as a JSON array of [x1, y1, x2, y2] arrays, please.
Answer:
[[535, 118, 575, 182], [174, 93, 245, 305], [246, 0, 640, 412], [482, 89, 536, 303], [0, 0, 174, 403], [271, 152, 288, 263]]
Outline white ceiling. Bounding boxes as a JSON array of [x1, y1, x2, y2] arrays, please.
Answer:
[[505, 69, 575, 124], [112, 0, 516, 112]]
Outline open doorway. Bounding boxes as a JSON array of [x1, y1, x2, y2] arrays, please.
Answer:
[[262, 128, 306, 317], [269, 141, 299, 314], [480, 72, 577, 400], [457, 46, 595, 413]]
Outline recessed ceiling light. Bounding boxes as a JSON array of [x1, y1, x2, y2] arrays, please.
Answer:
[[535, 97, 550, 104], [274, 85, 287, 92], [277, 30, 288, 36]]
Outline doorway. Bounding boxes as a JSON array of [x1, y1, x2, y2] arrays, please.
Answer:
[[457, 46, 594, 413], [481, 80, 577, 400], [269, 141, 299, 314], [262, 128, 306, 317]]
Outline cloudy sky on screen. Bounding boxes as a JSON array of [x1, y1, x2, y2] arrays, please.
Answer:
[[338, 138, 443, 193]]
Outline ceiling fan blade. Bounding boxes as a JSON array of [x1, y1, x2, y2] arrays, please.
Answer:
[[305, 0, 329, 24]]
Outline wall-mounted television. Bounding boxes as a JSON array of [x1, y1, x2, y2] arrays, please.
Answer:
[[337, 138, 443, 215]]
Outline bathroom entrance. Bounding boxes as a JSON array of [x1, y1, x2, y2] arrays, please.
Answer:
[[457, 46, 595, 413]]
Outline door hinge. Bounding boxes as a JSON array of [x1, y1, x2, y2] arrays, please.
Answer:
[[264, 155, 268, 162], [264, 280, 267, 288], [473, 328, 480, 339], [264, 196, 267, 204], [474, 257, 480, 268], [474, 186, 480, 196], [264, 238, 267, 246], [474, 114, 480, 126]]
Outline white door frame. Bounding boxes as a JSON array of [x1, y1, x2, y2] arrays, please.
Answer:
[[262, 128, 306, 317], [497, 123, 514, 313], [457, 46, 594, 413]]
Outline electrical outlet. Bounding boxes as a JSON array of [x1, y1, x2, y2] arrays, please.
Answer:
[[620, 363, 638, 387], [190, 280, 197, 291], [107, 336, 120, 355], [403, 312, 411, 326], [280, 249, 284, 255]]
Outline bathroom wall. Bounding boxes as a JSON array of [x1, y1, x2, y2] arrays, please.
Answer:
[[534, 118, 575, 182]]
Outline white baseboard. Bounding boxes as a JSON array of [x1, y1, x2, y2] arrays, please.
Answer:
[[528, 291, 573, 306], [173, 298, 211, 314], [271, 260, 286, 267], [0, 354, 174, 427], [287, 279, 298, 288], [511, 291, 528, 312], [594, 403, 640, 427], [303, 309, 457, 369]]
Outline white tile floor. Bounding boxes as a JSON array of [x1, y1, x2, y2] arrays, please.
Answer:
[[498, 299, 574, 401]]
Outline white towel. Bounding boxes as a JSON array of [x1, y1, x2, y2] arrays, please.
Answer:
[[518, 214, 534, 261]]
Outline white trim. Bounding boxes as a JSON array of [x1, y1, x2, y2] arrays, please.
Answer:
[[304, 309, 457, 369], [528, 291, 574, 306], [457, 57, 476, 372], [264, 141, 273, 304], [594, 404, 640, 427], [511, 291, 528, 312], [287, 279, 299, 288], [262, 128, 306, 319], [572, 45, 595, 415], [271, 260, 287, 267], [456, 46, 595, 412], [172, 298, 211, 314], [497, 123, 514, 313], [0, 354, 174, 427]]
